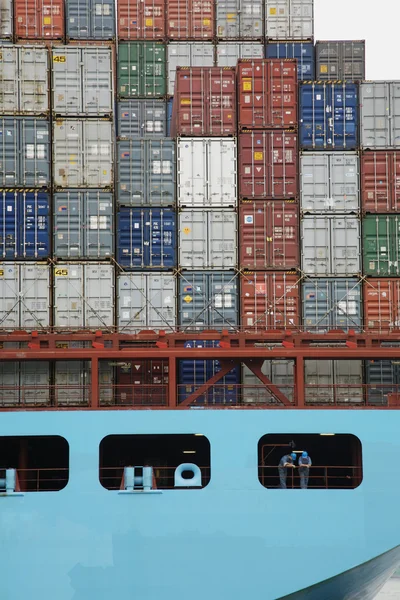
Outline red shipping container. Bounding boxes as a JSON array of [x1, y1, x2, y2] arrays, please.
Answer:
[[118, 0, 165, 40], [239, 201, 299, 270], [237, 59, 298, 130], [15, 0, 64, 39], [171, 67, 236, 137], [240, 272, 300, 330], [239, 131, 298, 199], [167, 0, 214, 39], [361, 151, 400, 213], [116, 360, 168, 405], [364, 279, 400, 332]]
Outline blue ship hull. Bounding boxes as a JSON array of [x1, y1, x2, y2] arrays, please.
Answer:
[[1, 409, 399, 599]]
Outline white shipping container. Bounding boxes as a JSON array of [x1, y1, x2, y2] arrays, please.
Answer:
[[167, 43, 214, 96], [0, 0, 13, 38], [117, 272, 176, 333], [54, 359, 114, 405], [53, 120, 113, 188], [305, 360, 363, 404], [0, 361, 50, 406], [179, 210, 237, 269], [0, 263, 50, 330], [265, 0, 314, 40], [216, 42, 264, 66], [177, 138, 237, 208], [53, 263, 114, 329], [242, 360, 294, 404], [360, 82, 400, 149], [301, 216, 361, 276]]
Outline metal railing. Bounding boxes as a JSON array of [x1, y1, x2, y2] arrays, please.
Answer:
[[259, 465, 363, 489], [100, 466, 211, 490], [0, 467, 69, 492]]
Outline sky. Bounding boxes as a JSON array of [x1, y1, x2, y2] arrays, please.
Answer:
[[314, 0, 399, 80]]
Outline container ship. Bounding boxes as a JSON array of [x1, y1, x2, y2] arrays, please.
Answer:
[[1, 1, 400, 599]]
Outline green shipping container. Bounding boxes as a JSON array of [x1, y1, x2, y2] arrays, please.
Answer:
[[118, 42, 166, 98], [363, 215, 400, 276]]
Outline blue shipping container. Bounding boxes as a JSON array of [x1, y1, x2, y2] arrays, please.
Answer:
[[266, 42, 315, 80], [299, 82, 359, 150], [117, 207, 176, 269], [167, 99, 173, 137], [302, 278, 362, 333], [0, 191, 49, 259], [179, 340, 240, 405]]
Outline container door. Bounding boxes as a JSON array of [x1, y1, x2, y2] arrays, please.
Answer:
[[142, 42, 166, 97], [269, 131, 298, 198], [304, 360, 334, 404], [191, 42, 214, 66], [269, 273, 299, 329], [331, 278, 362, 332], [0, 191, 18, 258], [334, 360, 363, 404], [242, 359, 294, 404], [147, 139, 175, 206], [178, 340, 209, 403], [331, 83, 358, 150], [299, 83, 328, 149], [0, 47, 18, 114], [302, 279, 330, 332], [330, 216, 361, 276], [14, 0, 39, 38], [83, 120, 112, 187], [166, 0, 190, 39], [22, 191, 50, 259], [361, 151, 397, 213], [0, 263, 19, 328], [86, 191, 113, 258], [265, 0, 289, 39], [53, 120, 83, 187], [239, 0, 263, 38], [20, 118, 50, 187], [146, 273, 176, 330], [84, 263, 114, 328], [300, 153, 329, 213], [117, 273, 147, 331], [82, 47, 113, 115], [177, 138, 207, 207], [0, 118, 18, 186], [21, 361, 49, 405], [118, 43, 139, 97], [54, 264, 84, 328], [20, 46, 49, 115], [0, 0, 12, 38], [20, 263, 50, 329], [0, 361, 19, 405], [208, 271, 238, 329], [92, 0, 115, 39], [54, 191, 83, 258], [216, 0, 240, 39], [179, 210, 207, 268], [301, 216, 330, 275], [239, 201, 267, 269], [390, 82, 400, 148], [118, 100, 167, 139], [117, 140, 146, 205], [55, 361, 88, 405], [269, 201, 299, 269], [364, 279, 392, 332], [330, 153, 359, 213], [363, 215, 391, 276], [66, 0, 90, 39], [148, 208, 176, 269], [179, 272, 207, 329], [289, 0, 313, 39], [208, 139, 237, 207], [40, 0, 64, 38], [360, 83, 391, 149], [366, 356, 397, 405], [208, 211, 237, 269], [117, 208, 145, 268], [167, 43, 191, 96]]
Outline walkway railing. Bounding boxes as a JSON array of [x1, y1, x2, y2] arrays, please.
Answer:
[[259, 465, 363, 489]]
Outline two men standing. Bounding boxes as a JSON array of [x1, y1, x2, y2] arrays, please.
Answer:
[[278, 451, 312, 489]]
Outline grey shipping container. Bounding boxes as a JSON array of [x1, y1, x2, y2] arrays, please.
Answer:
[[118, 100, 167, 139], [360, 82, 400, 149], [167, 42, 214, 96], [179, 209, 237, 269], [54, 360, 113, 405], [117, 272, 176, 332], [216, 42, 264, 66], [0, 45, 48, 114], [66, 0, 115, 39], [53, 120, 113, 188], [177, 138, 237, 208], [302, 277, 362, 332], [53, 263, 114, 329], [305, 360, 363, 404], [179, 271, 238, 330], [117, 138, 175, 206], [365, 345, 400, 405], [0, 117, 50, 187], [53, 191, 113, 259], [242, 360, 294, 404], [216, 0, 263, 40], [0, 262, 50, 330], [52, 47, 113, 116], [300, 152, 360, 213], [301, 215, 361, 276], [315, 41, 365, 81], [0, 0, 12, 38], [0, 361, 50, 406], [265, 0, 314, 40]]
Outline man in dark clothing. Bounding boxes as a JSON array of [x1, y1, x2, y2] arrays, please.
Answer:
[[278, 452, 296, 489], [298, 451, 312, 489]]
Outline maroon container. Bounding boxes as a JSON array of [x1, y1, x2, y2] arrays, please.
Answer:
[[118, 0, 165, 40], [171, 67, 236, 137], [241, 272, 300, 331], [237, 59, 298, 130], [364, 279, 400, 332], [239, 201, 299, 270], [167, 0, 214, 39], [116, 360, 168, 405], [361, 151, 400, 213], [239, 131, 298, 199], [15, 0, 64, 39]]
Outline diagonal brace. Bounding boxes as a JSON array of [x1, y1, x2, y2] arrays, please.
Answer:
[[243, 359, 291, 406], [180, 360, 236, 407]]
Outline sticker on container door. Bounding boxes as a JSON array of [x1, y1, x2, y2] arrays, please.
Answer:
[[183, 295, 193, 303], [244, 215, 253, 224], [53, 56, 66, 63], [145, 18, 153, 26], [183, 227, 191, 234], [269, 7, 277, 14], [243, 80, 252, 91], [203, 18, 210, 25], [254, 152, 263, 160], [55, 269, 68, 276]]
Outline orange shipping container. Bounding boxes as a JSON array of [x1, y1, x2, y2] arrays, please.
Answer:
[[364, 279, 400, 332], [167, 0, 214, 39], [361, 151, 400, 213], [118, 0, 165, 40], [15, 0, 64, 39]]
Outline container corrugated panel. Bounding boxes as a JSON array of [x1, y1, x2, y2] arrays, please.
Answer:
[[53, 191, 113, 259], [238, 131, 298, 200], [0, 0, 13, 38], [117, 207, 176, 269], [266, 42, 315, 80], [299, 82, 359, 150], [237, 59, 298, 129], [179, 340, 240, 405], [361, 151, 400, 213], [302, 278, 362, 332], [305, 360, 363, 404], [360, 82, 400, 149], [167, 98, 173, 136], [179, 272, 238, 330], [0, 262, 50, 329], [117, 138, 175, 206], [216, 42, 263, 67], [239, 201, 299, 270], [365, 346, 400, 404], [0, 117, 50, 187], [265, 0, 314, 40], [53, 120, 113, 188], [171, 67, 236, 137], [52, 47, 113, 116], [66, 0, 115, 39], [118, 42, 166, 98], [118, 0, 165, 40], [301, 216, 361, 276], [0, 191, 49, 259], [0, 361, 50, 406], [54, 360, 90, 405], [315, 41, 365, 81], [167, 42, 214, 96], [364, 279, 400, 331], [216, 0, 263, 40], [167, 0, 214, 40], [363, 216, 400, 276], [179, 210, 237, 269], [0, 46, 49, 114], [177, 138, 237, 207], [240, 272, 299, 330], [242, 360, 294, 403], [53, 263, 114, 329], [14, 0, 64, 39], [115, 359, 168, 405], [118, 100, 167, 139], [300, 152, 360, 213], [117, 272, 176, 332]]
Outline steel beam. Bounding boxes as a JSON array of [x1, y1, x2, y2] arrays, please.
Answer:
[[179, 361, 236, 407], [242, 359, 291, 406]]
